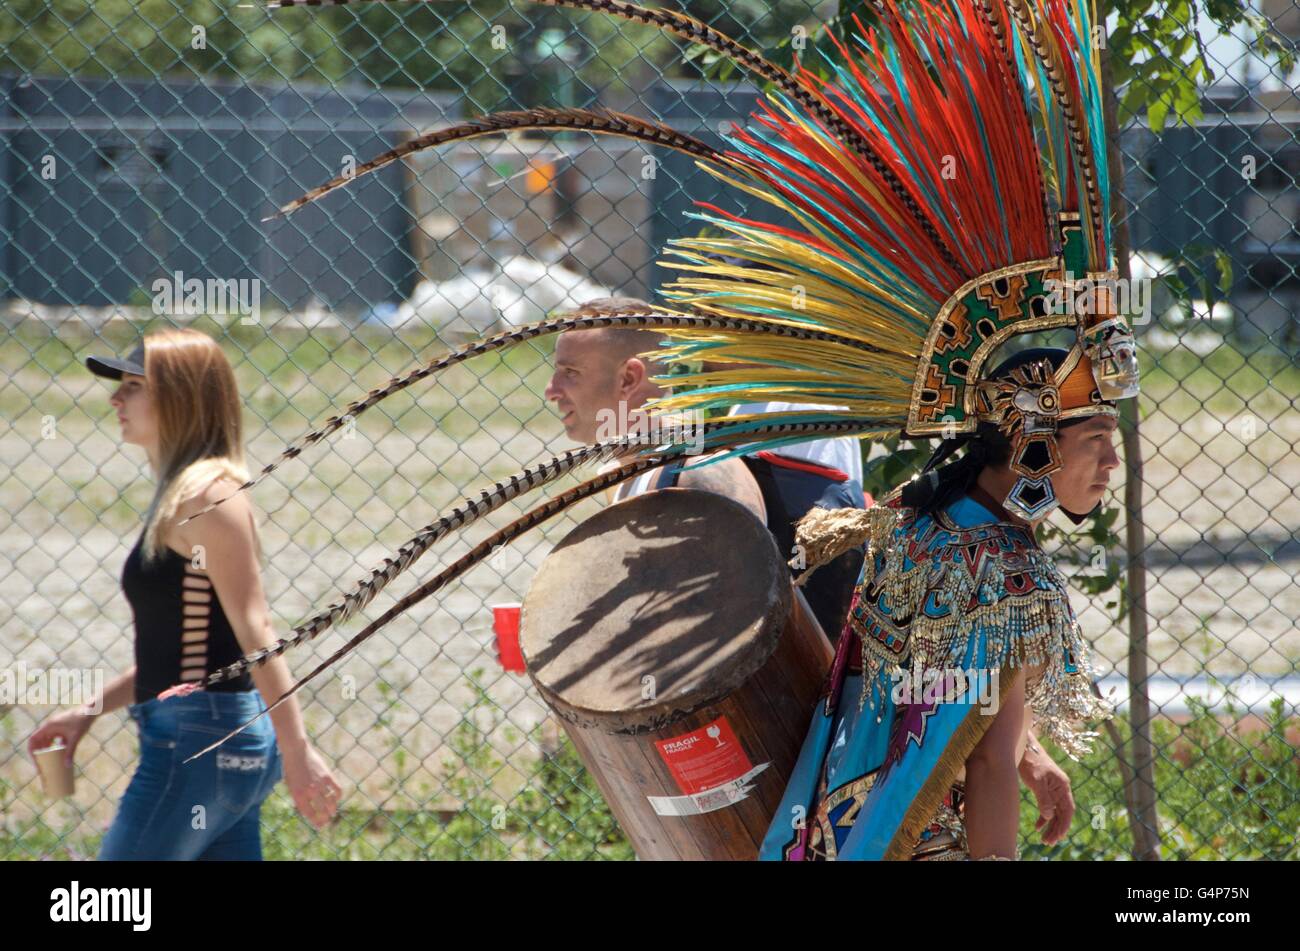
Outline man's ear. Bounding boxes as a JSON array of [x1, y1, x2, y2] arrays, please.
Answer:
[[617, 357, 647, 396]]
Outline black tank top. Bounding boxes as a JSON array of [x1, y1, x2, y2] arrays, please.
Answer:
[[121, 532, 253, 703]]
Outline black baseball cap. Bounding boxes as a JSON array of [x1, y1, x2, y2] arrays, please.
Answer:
[[85, 342, 145, 381]]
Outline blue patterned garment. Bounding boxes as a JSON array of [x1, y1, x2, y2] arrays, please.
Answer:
[[760, 490, 1110, 860]]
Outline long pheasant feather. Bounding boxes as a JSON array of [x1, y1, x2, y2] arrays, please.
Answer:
[[173, 416, 893, 756], [257, 0, 965, 271], [264, 107, 723, 220], [178, 453, 666, 760], [180, 306, 887, 525], [185, 416, 888, 688]]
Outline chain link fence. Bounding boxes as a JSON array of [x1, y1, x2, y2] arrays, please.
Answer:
[[1, 0, 1297, 860]]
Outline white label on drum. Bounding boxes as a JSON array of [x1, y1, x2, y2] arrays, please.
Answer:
[[646, 762, 770, 817]]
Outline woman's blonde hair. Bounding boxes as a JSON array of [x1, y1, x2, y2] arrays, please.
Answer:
[[137, 328, 256, 563]]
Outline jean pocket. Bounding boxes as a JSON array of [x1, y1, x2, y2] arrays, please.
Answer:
[[194, 728, 275, 814]]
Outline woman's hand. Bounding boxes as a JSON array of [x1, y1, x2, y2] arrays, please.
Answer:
[[27, 708, 96, 767], [281, 743, 343, 830]]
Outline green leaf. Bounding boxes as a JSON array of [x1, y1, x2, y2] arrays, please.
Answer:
[[1214, 250, 1234, 294], [1147, 97, 1171, 133]]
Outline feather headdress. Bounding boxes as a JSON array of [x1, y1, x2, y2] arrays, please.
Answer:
[[176, 0, 1139, 754]]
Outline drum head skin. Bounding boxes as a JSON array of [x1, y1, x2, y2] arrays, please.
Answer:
[[521, 488, 791, 733]]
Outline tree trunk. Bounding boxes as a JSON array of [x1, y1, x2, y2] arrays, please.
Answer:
[[1100, 41, 1162, 862]]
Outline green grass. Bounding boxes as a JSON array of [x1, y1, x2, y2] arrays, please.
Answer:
[[1139, 341, 1300, 419], [5, 677, 1294, 860], [3, 315, 559, 427], [1020, 695, 1300, 860]]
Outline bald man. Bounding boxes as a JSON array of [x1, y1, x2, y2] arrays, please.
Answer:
[[543, 297, 766, 522]]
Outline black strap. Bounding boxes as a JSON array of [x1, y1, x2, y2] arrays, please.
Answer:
[[653, 458, 686, 490], [739, 454, 796, 562], [739, 454, 864, 641]]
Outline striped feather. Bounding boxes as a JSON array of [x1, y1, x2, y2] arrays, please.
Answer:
[[264, 107, 723, 219], [183, 416, 890, 693], [1004, 0, 1109, 266], [177, 452, 668, 760], [257, 0, 963, 268], [179, 306, 886, 526]]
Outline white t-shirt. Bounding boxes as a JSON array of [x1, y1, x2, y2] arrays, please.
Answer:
[[727, 401, 866, 485], [610, 466, 663, 503]]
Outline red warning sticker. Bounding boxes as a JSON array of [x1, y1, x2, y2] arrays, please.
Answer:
[[655, 716, 754, 796]]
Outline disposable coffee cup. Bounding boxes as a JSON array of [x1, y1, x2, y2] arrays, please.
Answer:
[[491, 603, 526, 673], [34, 739, 75, 798]]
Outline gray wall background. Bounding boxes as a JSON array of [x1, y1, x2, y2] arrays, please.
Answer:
[[2, 71, 1296, 334]]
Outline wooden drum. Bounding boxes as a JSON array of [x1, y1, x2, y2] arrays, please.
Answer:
[[520, 488, 834, 860]]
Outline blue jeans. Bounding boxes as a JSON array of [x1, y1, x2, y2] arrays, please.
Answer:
[[98, 690, 282, 861]]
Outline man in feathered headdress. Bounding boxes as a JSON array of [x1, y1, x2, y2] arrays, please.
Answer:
[[762, 340, 1127, 860]]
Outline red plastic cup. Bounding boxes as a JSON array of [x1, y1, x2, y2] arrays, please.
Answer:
[[491, 603, 526, 673]]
